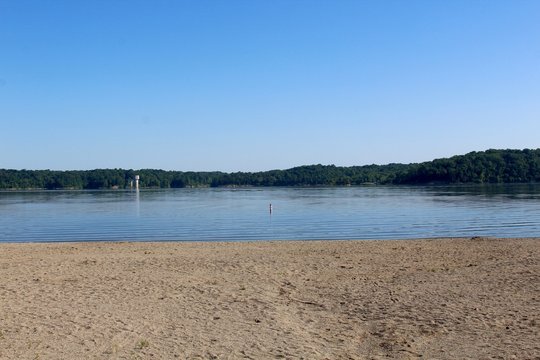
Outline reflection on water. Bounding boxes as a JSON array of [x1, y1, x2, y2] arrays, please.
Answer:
[[1, 185, 540, 243], [135, 188, 140, 217]]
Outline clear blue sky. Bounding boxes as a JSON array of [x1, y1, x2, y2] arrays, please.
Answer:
[[1, 0, 539, 171]]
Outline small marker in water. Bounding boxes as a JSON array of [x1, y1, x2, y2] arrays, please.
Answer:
[[269, 203, 273, 214]]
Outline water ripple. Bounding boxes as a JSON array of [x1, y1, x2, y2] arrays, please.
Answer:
[[1, 185, 540, 243]]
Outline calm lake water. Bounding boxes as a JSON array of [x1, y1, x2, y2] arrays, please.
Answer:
[[1, 185, 540, 243]]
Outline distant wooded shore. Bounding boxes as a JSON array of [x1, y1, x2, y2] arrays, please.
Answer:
[[1, 149, 539, 190]]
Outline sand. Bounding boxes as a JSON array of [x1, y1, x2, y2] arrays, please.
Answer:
[[0, 237, 538, 359]]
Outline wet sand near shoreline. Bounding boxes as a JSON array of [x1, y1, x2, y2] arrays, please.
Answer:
[[0, 238, 538, 359]]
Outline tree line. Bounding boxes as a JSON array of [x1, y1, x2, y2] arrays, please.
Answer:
[[1, 149, 539, 190]]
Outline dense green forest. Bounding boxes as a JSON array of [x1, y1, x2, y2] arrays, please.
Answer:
[[1, 149, 539, 190]]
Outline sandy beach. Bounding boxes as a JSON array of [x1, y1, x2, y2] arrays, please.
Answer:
[[0, 238, 538, 359]]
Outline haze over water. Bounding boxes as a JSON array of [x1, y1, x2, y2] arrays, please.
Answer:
[[1, 185, 539, 243]]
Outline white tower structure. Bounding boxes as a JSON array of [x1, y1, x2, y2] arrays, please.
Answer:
[[135, 175, 140, 190]]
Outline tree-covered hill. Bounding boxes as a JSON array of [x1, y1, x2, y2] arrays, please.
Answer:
[[1, 149, 539, 190], [394, 149, 540, 184]]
